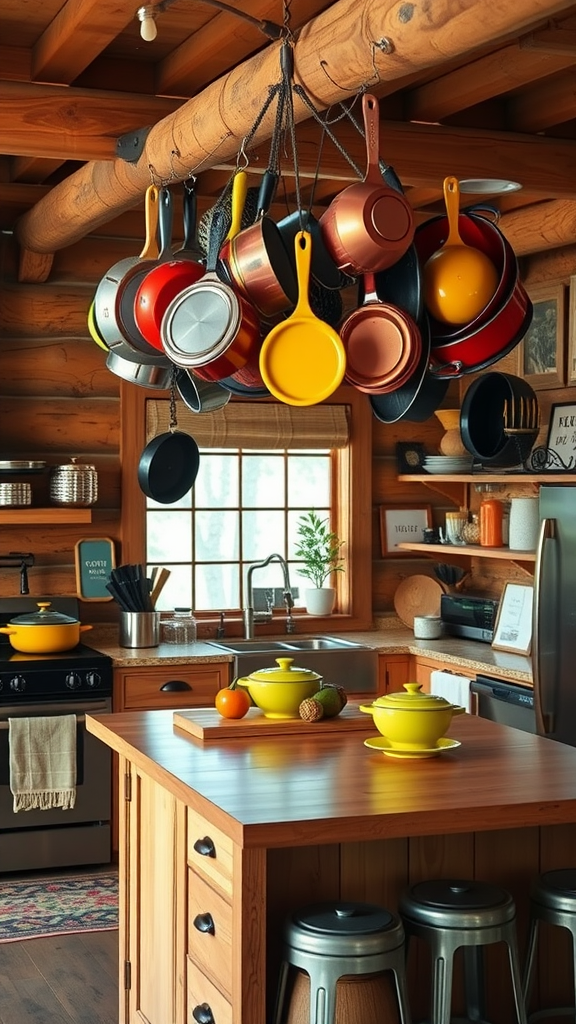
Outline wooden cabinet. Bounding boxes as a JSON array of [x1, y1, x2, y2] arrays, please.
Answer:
[[114, 663, 228, 712], [123, 761, 187, 1024], [378, 654, 410, 693]]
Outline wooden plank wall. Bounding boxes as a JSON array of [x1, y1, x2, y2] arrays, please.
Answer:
[[1, 203, 576, 621]]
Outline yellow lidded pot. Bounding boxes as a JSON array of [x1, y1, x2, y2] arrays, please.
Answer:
[[360, 682, 466, 749], [236, 657, 322, 719]]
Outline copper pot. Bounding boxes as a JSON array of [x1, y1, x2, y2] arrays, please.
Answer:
[[319, 94, 415, 276]]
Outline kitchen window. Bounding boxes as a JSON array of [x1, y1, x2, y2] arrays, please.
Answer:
[[120, 383, 373, 629]]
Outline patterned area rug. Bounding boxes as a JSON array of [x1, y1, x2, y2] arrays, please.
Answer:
[[0, 871, 118, 942]]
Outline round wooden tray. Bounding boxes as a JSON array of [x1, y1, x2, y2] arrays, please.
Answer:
[[393, 574, 446, 628]]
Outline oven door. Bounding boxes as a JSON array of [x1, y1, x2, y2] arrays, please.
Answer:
[[0, 697, 112, 829]]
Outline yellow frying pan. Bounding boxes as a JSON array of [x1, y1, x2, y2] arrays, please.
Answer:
[[259, 231, 346, 406], [87, 299, 109, 351]]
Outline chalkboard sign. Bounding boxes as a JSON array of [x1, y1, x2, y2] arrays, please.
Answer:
[[75, 538, 115, 601]]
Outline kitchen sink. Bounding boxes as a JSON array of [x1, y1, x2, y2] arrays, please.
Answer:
[[206, 636, 378, 693]]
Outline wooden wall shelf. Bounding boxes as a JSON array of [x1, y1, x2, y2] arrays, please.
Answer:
[[0, 508, 92, 525], [397, 542, 535, 562]]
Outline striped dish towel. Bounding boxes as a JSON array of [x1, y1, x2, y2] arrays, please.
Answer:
[[9, 715, 77, 812]]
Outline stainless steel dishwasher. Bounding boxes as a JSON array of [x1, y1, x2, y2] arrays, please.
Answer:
[[470, 675, 536, 734]]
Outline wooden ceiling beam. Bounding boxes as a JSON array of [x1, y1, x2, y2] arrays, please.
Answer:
[[509, 68, 576, 130], [16, 0, 576, 264], [31, 0, 136, 85], [500, 198, 576, 253]]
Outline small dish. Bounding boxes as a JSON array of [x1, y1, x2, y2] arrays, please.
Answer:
[[363, 735, 461, 759]]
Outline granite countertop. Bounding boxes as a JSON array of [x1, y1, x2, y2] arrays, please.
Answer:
[[89, 617, 532, 684]]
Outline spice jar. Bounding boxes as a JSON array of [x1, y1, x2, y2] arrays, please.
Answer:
[[480, 498, 503, 547], [161, 608, 197, 645], [49, 458, 98, 507], [462, 513, 481, 545]]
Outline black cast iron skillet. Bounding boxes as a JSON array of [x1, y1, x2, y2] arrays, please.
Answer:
[[138, 429, 200, 504]]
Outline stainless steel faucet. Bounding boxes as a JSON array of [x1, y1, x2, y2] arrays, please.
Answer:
[[243, 553, 295, 639]]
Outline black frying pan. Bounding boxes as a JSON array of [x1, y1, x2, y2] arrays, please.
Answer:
[[138, 430, 200, 504]]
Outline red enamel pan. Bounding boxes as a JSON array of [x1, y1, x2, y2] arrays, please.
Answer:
[[134, 183, 205, 352], [319, 93, 415, 276]]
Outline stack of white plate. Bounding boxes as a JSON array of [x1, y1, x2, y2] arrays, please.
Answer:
[[423, 455, 474, 475]]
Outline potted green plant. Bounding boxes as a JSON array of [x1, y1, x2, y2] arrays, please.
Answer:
[[294, 510, 345, 615]]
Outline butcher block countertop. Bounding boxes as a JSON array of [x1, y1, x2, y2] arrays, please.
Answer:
[[90, 617, 533, 684], [86, 709, 575, 847]]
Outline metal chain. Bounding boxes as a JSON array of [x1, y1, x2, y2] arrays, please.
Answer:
[[292, 84, 363, 179], [169, 369, 179, 432]]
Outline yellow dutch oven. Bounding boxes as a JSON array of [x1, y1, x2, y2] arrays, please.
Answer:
[[360, 682, 466, 750], [236, 657, 322, 719], [0, 601, 93, 654]]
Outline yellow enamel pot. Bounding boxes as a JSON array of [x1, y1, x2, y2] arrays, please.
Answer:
[[0, 601, 93, 653], [360, 682, 466, 749], [236, 657, 322, 719]]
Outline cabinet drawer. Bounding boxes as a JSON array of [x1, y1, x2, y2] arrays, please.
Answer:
[[188, 869, 232, 997], [187, 958, 233, 1024], [188, 809, 234, 898], [118, 666, 226, 710]]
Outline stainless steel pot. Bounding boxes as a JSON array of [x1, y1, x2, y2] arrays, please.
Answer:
[[50, 459, 98, 507]]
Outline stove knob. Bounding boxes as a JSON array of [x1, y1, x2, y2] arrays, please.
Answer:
[[65, 671, 82, 690], [85, 671, 101, 689], [10, 674, 26, 693]]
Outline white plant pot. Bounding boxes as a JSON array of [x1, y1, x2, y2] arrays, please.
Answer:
[[304, 587, 335, 616]]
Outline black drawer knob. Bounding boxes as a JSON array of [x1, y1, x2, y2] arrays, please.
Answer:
[[193, 836, 216, 858], [193, 912, 215, 935], [192, 1003, 215, 1023], [160, 680, 192, 692]]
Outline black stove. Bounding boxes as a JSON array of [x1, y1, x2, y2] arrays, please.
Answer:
[[0, 597, 113, 702]]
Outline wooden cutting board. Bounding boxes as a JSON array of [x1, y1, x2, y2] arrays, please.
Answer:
[[394, 574, 446, 628], [173, 701, 371, 741]]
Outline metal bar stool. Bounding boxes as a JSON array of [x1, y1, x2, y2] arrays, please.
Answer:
[[273, 900, 412, 1024], [399, 878, 527, 1024], [523, 868, 576, 1022]]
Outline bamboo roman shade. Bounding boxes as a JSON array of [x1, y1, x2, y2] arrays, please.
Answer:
[[146, 400, 350, 449]]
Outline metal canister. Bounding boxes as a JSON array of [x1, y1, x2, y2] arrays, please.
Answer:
[[49, 458, 98, 507]]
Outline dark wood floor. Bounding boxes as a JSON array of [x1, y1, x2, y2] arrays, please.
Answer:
[[0, 929, 118, 1024]]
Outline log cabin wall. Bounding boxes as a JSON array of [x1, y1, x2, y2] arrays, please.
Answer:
[[1, 220, 576, 621]]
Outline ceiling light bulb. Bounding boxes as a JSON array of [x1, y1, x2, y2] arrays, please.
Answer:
[[137, 6, 158, 41]]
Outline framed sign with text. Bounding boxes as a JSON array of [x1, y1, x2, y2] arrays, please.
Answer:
[[379, 505, 432, 557], [74, 538, 115, 601]]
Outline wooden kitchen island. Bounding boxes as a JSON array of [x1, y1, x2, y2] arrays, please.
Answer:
[[87, 707, 576, 1024]]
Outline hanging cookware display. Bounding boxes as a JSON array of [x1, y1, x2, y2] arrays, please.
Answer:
[[357, 242, 423, 324], [137, 377, 200, 504], [259, 230, 346, 406], [175, 367, 231, 413], [94, 185, 168, 366], [459, 371, 539, 467], [339, 272, 422, 394], [221, 170, 297, 316], [423, 177, 499, 325], [105, 348, 173, 389], [160, 201, 261, 382], [0, 601, 93, 654], [369, 315, 450, 424], [415, 208, 517, 343], [319, 93, 415, 275], [134, 182, 205, 352], [87, 300, 109, 351]]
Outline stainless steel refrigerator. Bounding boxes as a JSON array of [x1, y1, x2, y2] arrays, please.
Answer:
[[532, 485, 576, 745]]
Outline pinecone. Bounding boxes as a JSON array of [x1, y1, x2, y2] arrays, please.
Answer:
[[299, 697, 324, 722]]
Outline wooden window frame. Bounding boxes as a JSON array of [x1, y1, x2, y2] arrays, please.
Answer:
[[120, 382, 373, 634]]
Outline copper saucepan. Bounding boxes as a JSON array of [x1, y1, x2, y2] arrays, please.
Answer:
[[339, 272, 422, 394], [319, 93, 415, 276]]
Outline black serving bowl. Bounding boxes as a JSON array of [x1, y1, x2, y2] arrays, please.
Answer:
[[460, 372, 539, 467]]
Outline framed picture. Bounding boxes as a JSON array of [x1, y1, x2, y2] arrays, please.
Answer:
[[517, 282, 566, 390], [492, 582, 534, 655], [395, 442, 427, 475], [545, 402, 576, 471], [568, 276, 576, 384], [74, 538, 115, 601], [379, 504, 432, 557]]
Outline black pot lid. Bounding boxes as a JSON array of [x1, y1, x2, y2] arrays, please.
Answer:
[[10, 602, 79, 626]]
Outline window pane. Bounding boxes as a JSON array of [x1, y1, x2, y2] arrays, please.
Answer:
[[288, 455, 331, 506], [147, 511, 192, 561], [152, 564, 192, 611], [242, 454, 285, 507], [242, 510, 285, 562], [195, 562, 239, 610], [195, 510, 239, 560], [196, 453, 238, 508]]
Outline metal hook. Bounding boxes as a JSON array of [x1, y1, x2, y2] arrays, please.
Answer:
[[236, 136, 250, 169]]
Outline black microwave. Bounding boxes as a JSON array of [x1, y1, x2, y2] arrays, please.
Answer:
[[440, 594, 500, 643]]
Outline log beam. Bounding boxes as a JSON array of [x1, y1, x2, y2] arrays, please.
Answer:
[[15, 0, 576, 262]]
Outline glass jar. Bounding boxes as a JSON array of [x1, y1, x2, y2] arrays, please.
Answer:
[[480, 498, 503, 547], [461, 513, 481, 545], [161, 608, 197, 645]]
